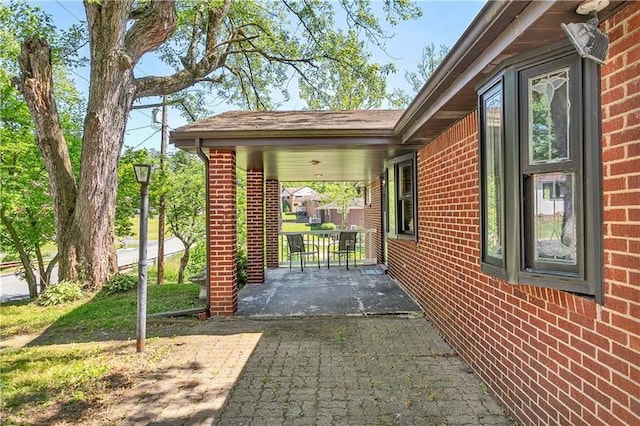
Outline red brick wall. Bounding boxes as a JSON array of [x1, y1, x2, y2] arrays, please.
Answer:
[[265, 179, 280, 268], [208, 150, 237, 316], [364, 178, 383, 263], [246, 170, 264, 284], [386, 3, 640, 424], [322, 208, 364, 228]]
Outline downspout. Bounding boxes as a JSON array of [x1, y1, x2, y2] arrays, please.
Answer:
[[195, 138, 211, 318]]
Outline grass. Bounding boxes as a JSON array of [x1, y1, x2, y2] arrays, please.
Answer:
[[1, 282, 203, 340], [281, 222, 311, 232], [128, 215, 161, 241], [0, 277, 204, 424]]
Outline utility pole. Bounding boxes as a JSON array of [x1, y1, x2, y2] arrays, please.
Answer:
[[156, 96, 168, 285]]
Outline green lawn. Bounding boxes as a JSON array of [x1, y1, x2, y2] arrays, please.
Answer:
[[0, 279, 204, 424], [281, 222, 311, 232], [128, 215, 161, 241]]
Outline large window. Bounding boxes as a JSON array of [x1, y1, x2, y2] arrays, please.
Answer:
[[478, 47, 603, 302], [386, 153, 417, 240]]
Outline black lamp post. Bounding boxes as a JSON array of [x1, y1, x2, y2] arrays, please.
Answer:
[[133, 163, 152, 352]]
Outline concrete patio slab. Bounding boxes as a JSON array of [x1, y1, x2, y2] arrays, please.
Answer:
[[237, 266, 422, 317]]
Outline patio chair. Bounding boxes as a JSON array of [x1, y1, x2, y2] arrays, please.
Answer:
[[286, 233, 320, 271], [327, 231, 358, 269]]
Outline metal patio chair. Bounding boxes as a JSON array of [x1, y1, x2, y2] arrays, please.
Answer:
[[286, 233, 320, 271], [327, 231, 358, 269]]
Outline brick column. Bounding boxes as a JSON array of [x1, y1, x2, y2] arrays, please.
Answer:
[[246, 170, 265, 283], [265, 179, 280, 268], [208, 150, 237, 316]]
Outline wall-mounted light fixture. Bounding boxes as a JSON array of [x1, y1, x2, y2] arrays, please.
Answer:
[[561, 0, 610, 65]]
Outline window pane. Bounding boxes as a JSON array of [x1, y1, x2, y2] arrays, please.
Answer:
[[528, 68, 570, 164], [483, 90, 503, 260], [401, 199, 414, 233], [399, 164, 412, 197], [387, 167, 396, 236], [533, 172, 576, 265], [398, 162, 414, 234]]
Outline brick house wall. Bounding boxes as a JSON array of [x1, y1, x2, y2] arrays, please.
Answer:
[[386, 3, 639, 425], [321, 208, 364, 229]]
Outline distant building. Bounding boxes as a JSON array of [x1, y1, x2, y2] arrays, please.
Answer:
[[319, 198, 364, 229], [281, 186, 320, 216]]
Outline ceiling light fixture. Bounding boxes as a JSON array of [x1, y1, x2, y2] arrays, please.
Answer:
[[561, 0, 610, 65]]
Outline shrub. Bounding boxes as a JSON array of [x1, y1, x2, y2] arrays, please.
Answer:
[[103, 274, 137, 295], [186, 242, 207, 277], [319, 222, 336, 230], [237, 247, 248, 288], [37, 280, 84, 306]]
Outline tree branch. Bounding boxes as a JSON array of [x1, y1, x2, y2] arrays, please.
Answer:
[[181, 6, 204, 69], [134, 1, 239, 99], [125, 0, 177, 64]]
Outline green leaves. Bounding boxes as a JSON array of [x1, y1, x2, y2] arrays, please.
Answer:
[[164, 150, 205, 247]]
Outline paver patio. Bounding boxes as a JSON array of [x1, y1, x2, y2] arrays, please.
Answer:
[[103, 316, 512, 425]]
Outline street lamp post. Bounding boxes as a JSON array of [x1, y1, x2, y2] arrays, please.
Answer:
[[133, 163, 152, 352]]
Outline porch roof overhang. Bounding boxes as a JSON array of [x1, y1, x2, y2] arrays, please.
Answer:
[[171, 109, 413, 182], [395, 0, 626, 144]]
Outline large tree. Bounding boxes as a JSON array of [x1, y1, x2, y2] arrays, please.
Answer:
[[1, 2, 84, 296], [13, 0, 420, 289]]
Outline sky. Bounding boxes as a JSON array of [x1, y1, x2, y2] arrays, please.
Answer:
[[33, 0, 486, 151]]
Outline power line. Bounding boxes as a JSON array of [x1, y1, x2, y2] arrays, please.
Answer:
[[54, 0, 84, 23], [130, 128, 160, 150]]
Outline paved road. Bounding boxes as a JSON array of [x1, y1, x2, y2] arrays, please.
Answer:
[[0, 237, 184, 303]]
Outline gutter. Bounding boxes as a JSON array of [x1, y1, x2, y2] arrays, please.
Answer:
[[195, 137, 211, 318], [394, 0, 556, 143], [394, 1, 511, 135]]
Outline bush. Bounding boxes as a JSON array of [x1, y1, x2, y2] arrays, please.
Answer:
[[37, 280, 84, 306], [186, 242, 207, 277], [103, 274, 137, 295], [319, 222, 336, 230], [237, 247, 247, 288]]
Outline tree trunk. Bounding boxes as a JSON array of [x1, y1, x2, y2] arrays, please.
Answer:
[[16, 38, 80, 283], [0, 208, 38, 298], [178, 243, 191, 284], [17, 1, 178, 290], [74, 2, 146, 289], [42, 253, 59, 290]]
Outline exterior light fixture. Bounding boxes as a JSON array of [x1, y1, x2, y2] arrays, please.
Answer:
[[310, 160, 321, 165], [315, 173, 323, 178], [132, 163, 152, 352], [133, 163, 152, 185], [561, 0, 610, 65]]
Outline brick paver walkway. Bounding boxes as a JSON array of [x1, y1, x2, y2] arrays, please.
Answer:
[[103, 317, 512, 425]]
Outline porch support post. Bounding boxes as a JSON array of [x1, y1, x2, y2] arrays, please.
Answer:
[[208, 149, 237, 316], [246, 170, 265, 283], [265, 179, 280, 268]]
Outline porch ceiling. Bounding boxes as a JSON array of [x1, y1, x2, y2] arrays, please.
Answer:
[[171, 109, 414, 182]]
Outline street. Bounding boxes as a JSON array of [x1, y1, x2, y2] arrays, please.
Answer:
[[0, 237, 184, 303]]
